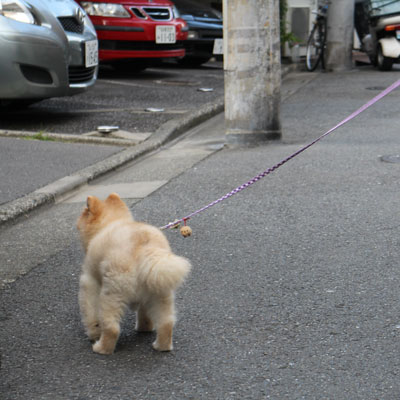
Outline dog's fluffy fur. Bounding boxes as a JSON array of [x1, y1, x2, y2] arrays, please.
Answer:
[[77, 193, 191, 354]]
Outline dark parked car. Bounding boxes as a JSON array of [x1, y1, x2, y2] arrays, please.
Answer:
[[172, 0, 223, 66]]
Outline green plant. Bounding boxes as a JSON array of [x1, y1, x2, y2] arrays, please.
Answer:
[[280, 0, 300, 48], [23, 132, 55, 141]]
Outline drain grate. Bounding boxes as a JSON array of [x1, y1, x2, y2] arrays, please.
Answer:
[[381, 154, 400, 163]]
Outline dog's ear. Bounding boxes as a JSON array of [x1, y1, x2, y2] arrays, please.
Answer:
[[86, 196, 102, 215], [106, 193, 122, 204]]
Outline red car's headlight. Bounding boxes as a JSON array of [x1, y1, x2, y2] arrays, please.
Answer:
[[80, 2, 130, 18]]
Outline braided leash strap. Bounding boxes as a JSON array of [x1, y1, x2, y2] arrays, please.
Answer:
[[160, 78, 400, 231]]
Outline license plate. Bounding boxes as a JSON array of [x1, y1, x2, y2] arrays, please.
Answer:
[[213, 38, 223, 55], [85, 40, 98, 68], [156, 25, 176, 44], [397, 30, 400, 40]]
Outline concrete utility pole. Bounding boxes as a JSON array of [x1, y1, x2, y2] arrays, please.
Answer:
[[325, 0, 355, 71], [223, 0, 281, 144]]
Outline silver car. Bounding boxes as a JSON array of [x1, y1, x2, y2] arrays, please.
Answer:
[[0, 0, 98, 105]]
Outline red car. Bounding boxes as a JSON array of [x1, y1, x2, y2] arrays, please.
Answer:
[[78, 0, 188, 71]]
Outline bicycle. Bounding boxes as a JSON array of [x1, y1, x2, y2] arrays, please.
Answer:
[[306, 2, 329, 71]]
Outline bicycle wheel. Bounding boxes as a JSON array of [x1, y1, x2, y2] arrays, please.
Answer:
[[306, 21, 326, 71]]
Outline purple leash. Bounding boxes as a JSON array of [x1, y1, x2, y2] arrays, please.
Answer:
[[160, 78, 400, 231]]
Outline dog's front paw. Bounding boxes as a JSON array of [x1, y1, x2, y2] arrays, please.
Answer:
[[93, 340, 114, 355]]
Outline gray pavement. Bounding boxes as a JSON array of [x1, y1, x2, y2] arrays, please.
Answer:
[[0, 62, 225, 135], [2, 64, 400, 399], [0, 137, 121, 206]]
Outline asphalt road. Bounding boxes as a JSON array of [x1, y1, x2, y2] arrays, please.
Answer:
[[0, 61, 224, 135], [2, 65, 400, 399], [0, 137, 121, 206]]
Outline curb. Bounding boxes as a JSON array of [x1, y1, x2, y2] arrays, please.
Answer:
[[0, 97, 225, 227], [0, 131, 137, 147]]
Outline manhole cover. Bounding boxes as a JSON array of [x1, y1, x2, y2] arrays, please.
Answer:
[[366, 86, 386, 91], [381, 154, 400, 163]]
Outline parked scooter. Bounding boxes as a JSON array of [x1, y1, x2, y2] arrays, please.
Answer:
[[355, 0, 400, 70]]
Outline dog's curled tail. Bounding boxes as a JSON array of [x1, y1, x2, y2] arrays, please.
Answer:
[[142, 250, 191, 294]]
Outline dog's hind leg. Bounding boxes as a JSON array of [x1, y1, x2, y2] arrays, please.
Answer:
[[79, 273, 101, 341], [93, 288, 125, 355], [148, 294, 176, 351]]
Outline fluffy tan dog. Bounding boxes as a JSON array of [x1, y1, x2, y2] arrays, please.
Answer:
[[77, 193, 191, 355]]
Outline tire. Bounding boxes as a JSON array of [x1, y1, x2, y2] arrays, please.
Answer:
[[377, 45, 393, 71], [305, 21, 326, 71]]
